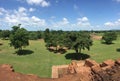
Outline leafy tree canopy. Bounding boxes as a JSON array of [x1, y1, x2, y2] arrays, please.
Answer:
[[10, 25, 29, 50], [102, 32, 117, 44], [44, 29, 92, 54], [1, 30, 11, 39], [64, 32, 92, 53]]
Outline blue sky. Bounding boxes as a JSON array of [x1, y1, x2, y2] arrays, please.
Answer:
[[0, 0, 120, 31]]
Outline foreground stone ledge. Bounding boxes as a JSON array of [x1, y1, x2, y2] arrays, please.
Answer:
[[1, 64, 14, 72], [84, 59, 99, 67], [91, 65, 102, 73], [52, 65, 68, 78], [52, 58, 120, 81], [100, 59, 115, 67], [0, 58, 120, 81], [116, 59, 120, 65]]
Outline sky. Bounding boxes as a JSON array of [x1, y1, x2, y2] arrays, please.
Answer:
[[0, 0, 120, 31]]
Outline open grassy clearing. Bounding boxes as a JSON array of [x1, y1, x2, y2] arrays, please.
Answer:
[[0, 36, 120, 77], [0, 39, 70, 77], [83, 39, 120, 63]]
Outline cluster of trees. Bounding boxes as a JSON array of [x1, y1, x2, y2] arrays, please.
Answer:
[[44, 28, 93, 54], [102, 32, 117, 44], [28, 31, 43, 40], [0, 30, 43, 40], [0, 24, 43, 54], [65, 32, 93, 53], [44, 29, 118, 54], [0, 25, 119, 54], [0, 30, 11, 39]]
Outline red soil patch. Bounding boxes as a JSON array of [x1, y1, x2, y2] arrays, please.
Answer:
[[91, 34, 102, 40]]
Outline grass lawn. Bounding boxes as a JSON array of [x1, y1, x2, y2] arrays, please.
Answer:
[[0, 37, 120, 77], [83, 39, 120, 63], [0, 39, 70, 77]]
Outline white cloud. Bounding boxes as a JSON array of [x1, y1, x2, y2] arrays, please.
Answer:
[[52, 18, 69, 27], [18, 7, 27, 13], [0, 7, 93, 30], [41, 1, 50, 7], [14, 7, 27, 17], [31, 16, 46, 26], [0, 12, 2, 15], [104, 19, 120, 27], [26, 0, 50, 7], [104, 22, 114, 27], [47, 17, 71, 30], [0, 7, 46, 30], [29, 8, 35, 12], [20, 17, 29, 21], [0, 8, 7, 13], [77, 17, 91, 27], [77, 17, 89, 22], [49, 17, 92, 30], [62, 18, 69, 25], [0, 8, 8, 15], [31, 16, 40, 22], [5, 16, 18, 23], [115, 19, 120, 26]]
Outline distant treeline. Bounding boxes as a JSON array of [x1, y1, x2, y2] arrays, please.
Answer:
[[0, 29, 120, 40], [0, 30, 43, 40]]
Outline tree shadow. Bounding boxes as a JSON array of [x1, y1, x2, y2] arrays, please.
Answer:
[[48, 48, 67, 54], [116, 48, 120, 52], [15, 49, 34, 55], [101, 42, 114, 45], [65, 53, 90, 60], [55, 48, 67, 54], [0, 42, 3, 45]]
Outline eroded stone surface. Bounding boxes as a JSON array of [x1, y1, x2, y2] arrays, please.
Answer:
[[116, 59, 120, 65], [84, 59, 99, 67], [101, 59, 115, 67]]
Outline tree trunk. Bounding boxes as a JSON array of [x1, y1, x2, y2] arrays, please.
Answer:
[[55, 46, 57, 53], [19, 47, 22, 51], [79, 49, 81, 53], [75, 48, 78, 54]]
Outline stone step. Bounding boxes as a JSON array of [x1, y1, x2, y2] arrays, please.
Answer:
[[52, 65, 68, 78]]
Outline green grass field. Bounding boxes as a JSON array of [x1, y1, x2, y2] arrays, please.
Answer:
[[0, 37, 120, 77]]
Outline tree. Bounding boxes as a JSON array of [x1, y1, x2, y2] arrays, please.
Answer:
[[64, 32, 92, 53], [11, 26, 20, 34], [1, 30, 11, 39], [44, 28, 50, 43], [36, 31, 42, 39], [102, 32, 117, 44], [44, 29, 66, 53], [64, 32, 77, 49], [75, 33, 92, 53], [0, 30, 2, 38], [10, 25, 29, 51], [29, 32, 38, 40], [44, 30, 92, 54]]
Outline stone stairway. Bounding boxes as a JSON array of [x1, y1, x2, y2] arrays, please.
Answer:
[[51, 61, 85, 78]]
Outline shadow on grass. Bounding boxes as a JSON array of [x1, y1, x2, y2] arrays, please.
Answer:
[[48, 48, 67, 54], [15, 49, 34, 55], [101, 42, 114, 45], [116, 48, 120, 52], [65, 53, 90, 60], [0, 43, 3, 45]]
